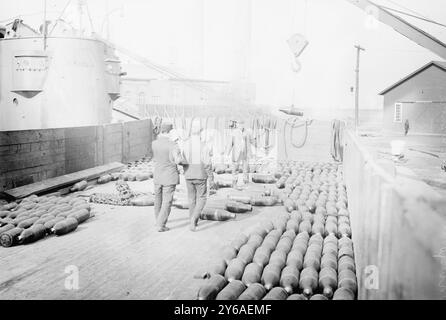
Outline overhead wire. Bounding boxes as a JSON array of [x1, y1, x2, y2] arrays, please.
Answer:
[[283, 117, 313, 159], [0, 10, 61, 24], [380, 4, 446, 29], [0, 2, 272, 144], [382, 0, 431, 20], [100, 11, 272, 145], [283, 0, 312, 160], [85, 2, 95, 33], [47, 0, 72, 36]]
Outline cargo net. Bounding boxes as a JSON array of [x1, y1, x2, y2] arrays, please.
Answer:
[[0, 195, 91, 248], [90, 180, 154, 206], [197, 161, 357, 300]]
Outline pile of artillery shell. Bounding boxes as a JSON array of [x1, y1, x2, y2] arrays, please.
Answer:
[[115, 158, 154, 182], [0, 194, 92, 247], [196, 161, 357, 300]]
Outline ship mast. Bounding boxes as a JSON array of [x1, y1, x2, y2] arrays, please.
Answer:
[[43, 0, 47, 50], [78, 0, 83, 36]]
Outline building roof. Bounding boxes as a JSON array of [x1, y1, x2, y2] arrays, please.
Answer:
[[121, 77, 157, 82], [168, 78, 229, 84], [379, 61, 446, 95], [121, 76, 229, 85]]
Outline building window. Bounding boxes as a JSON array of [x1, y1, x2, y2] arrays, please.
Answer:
[[171, 84, 180, 104], [138, 92, 145, 106], [394, 103, 403, 123], [152, 96, 160, 105]]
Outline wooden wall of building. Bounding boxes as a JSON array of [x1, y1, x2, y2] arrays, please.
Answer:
[[343, 130, 446, 299], [382, 65, 446, 135]]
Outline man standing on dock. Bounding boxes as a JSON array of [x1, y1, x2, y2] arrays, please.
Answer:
[[182, 119, 213, 232], [226, 119, 256, 187], [152, 122, 185, 232], [404, 119, 410, 136]]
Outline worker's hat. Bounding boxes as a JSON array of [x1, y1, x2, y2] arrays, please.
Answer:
[[160, 121, 173, 133], [191, 118, 202, 135]]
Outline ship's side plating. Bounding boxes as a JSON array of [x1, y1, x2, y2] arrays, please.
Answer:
[[0, 34, 121, 131]]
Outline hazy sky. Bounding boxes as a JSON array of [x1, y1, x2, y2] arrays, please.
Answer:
[[1, 0, 445, 109]]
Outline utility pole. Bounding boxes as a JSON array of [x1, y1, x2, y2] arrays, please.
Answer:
[[105, 0, 110, 41], [354, 44, 365, 132], [199, 0, 205, 78], [43, 0, 47, 50], [78, 0, 83, 36]]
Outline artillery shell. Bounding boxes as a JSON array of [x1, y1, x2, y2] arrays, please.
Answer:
[[17, 217, 39, 229], [253, 246, 272, 267], [310, 294, 328, 300], [68, 209, 90, 224], [227, 195, 252, 204], [241, 262, 263, 286], [225, 258, 246, 282], [216, 280, 246, 300], [263, 287, 288, 300], [222, 246, 238, 264], [197, 274, 227, 300], [200, 208, 235, 221], [18, 224, 47, 244], [230, 233, 249, 251], [280, 265, 300, 294], [261, 264, 281, 290], [52, 218, 79, 236], [287, 294, 307, 300], [333, 287, 355, 300], [0, 224, 15, 235], [238, 283, 266, 300], [0, 227, 24, 247], [237, 243, 256, 264]]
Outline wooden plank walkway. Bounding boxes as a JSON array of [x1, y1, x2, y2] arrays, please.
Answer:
[[0, 178, 282, 300], [2, 162, 125, 200]]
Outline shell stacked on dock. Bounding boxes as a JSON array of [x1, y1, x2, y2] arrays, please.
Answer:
[[197, 160, 357, 300], [213, 163, 262, 175], [113, 158, 154, 182], [0, 194, 92, 247]]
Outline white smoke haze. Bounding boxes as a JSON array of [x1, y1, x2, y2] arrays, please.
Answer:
[[1, 0, 444, 110]]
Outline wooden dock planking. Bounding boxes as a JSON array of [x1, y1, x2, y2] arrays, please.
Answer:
[[2, 162, 125, 200], [0, 180, 280, 300]]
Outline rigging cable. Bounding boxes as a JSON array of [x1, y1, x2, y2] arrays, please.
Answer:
[[48, 0, 71, 37], [85, 2, 95, 33], [383, 0, 430, 20], [283, 116, 313, 159], [380, 4, 446, 28], [47, 0, 72, 36]]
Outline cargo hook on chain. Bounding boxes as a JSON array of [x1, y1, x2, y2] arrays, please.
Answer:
[[283, 115, 313, 159]]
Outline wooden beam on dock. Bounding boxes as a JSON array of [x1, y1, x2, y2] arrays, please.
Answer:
[[2, 162, 125, 200]]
